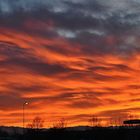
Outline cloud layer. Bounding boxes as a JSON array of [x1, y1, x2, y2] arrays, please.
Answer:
[[0, 0, 140, 127]]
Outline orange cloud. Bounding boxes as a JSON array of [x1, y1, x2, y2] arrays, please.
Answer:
[[0, 18, 140, 128]]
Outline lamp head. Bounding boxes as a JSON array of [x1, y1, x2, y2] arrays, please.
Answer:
[[24, 102, 28, 105]]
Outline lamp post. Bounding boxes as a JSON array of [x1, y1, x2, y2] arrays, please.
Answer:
[[23, 102, 28, 129]]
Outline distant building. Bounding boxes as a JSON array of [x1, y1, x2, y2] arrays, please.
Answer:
[[123, 119, 140, 125]]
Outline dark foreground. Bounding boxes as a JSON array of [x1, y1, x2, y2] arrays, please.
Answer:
[[1, 127, 140, 140]]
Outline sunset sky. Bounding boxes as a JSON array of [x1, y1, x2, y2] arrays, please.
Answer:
[[0, 0, 140, 127]]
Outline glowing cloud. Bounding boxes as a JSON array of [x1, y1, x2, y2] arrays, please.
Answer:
[[0, 0, 140, 127]]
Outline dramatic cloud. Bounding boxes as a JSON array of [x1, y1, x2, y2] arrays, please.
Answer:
[[0, 0, 140, 127]]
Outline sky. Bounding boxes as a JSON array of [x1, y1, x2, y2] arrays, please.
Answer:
[[0, 0, 140, 127]]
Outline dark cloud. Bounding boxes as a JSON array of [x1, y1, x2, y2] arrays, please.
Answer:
[[88, 63, 133, 73], [59, 70, 130, 83], [98, 107, 140, 119], [0, 94, 23, 111], [67, 100, 102, 109], [0, 0, 140, 56], [127, 85, 140, 90], [0, 41, 30, 56], [7, 84, 46, 93], [0, 41, 73, 76]]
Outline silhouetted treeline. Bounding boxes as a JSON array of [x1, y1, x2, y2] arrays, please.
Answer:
[[0, 126, 139, 140]]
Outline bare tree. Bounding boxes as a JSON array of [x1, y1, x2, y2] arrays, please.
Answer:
[[53, 118, 67, 129], [109, 117, 119, 127], [27, 116, 44, 129], [26, 123, 33, 129], [89, 115, 101, 127]]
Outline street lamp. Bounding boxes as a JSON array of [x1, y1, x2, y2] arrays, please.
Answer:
[[23, 102, 28, 129]]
